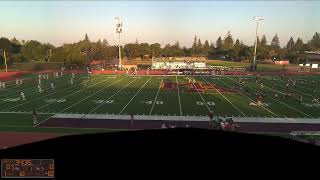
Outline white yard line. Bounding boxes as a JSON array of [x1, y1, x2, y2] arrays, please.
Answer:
[[235, 77, 313, 118], [2, 75, 106, 111], [35, 76, 113, 110], [149, 77, 164, 115], [59, 77, 127, 113], [191, 80, 211, 113], [118, 77, 152, 114], [83, 78, 138, 116], [0, 74, 76, 99], [176, 76, 183, 116], [202, 77, 246, 116], [0, 125, 33, 128], [225, 77, 280, 118], [271, 97, 313, 118]]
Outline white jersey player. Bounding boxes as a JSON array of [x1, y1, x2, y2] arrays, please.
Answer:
[[2, 82, 5, 90], [60, 72, 63, 77], [38, 78, 41, 85], [46, 74, 49, 80], [72, 73, 75, 79], [51, 82, 55, 90], [70, 78, 74, 85], [20, 91, 26, 101], [16, 79, 19, 86], [0, 81, 2, 90], [38, 84, 43, 93], [19, 79, 23, 85]]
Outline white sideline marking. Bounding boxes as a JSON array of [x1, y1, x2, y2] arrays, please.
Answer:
[[202, 77, 246, 116], [118, 77, 152, 114], [149, 77, 163, 115], [176, 76, 183, 116], [59, 77, 127, 113], [82, 78, 138, 116]]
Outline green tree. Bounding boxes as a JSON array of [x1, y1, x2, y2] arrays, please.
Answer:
[[309, 32, 320, 51], [223, 31, 234, 50], [270, 34, 280, 50], [294, 38, 304, 52]]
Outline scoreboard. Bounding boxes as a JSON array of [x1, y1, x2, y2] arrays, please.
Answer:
[[1, 159, 54, 178]]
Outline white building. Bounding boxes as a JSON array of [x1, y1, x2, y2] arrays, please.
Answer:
[[152, 61, 206, 70]]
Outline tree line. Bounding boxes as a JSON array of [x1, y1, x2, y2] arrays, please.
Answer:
[[0, 31, 319, 66]]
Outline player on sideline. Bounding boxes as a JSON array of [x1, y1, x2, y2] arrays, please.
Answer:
[[51, 82, 55, 91], [20, 91, 26, 101], [32, 109, 38, 125]]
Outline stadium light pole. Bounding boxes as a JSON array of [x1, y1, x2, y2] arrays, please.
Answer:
[[253, 16, 263, 65], [3, 50, 8, 72], [115, 16, 123, 70]]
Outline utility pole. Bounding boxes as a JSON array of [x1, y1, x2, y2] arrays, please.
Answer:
[[115, 16, 123, 70], [252, 16, 263, 70]]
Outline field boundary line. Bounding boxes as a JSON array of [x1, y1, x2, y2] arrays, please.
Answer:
[[1, 75, 105, 111], [202, 77, 246, 116], [118, 77, 152, 114], [149, 76, 164, 115], [60, 77, 127, 113], [0, 111, 53, 115], [35, 75, 114, 110], [0, 125, 33, 128], [225, 77, 280, 118], [82, 78, 138, 116], [176, 76, 183, 116]]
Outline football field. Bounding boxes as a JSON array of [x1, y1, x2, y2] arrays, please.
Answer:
[[0, 73, 320, 133]]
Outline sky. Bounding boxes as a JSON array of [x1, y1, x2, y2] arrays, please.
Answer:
[[0, 1, 319, 48]]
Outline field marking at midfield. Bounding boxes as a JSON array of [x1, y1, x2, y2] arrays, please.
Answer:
[[35, 76, 113, 110], [224, 77, 280, 118], [59, 77, 127, 113], [239, 78, 313, 118], [2, 75, 107, 111], [83, 78, 138, 116], [176, 76, 183, 116], [191, 79, 212, 113], [202, 77, 246, 116], [118, 77, 152, 114], [149, 76, 164, 115]]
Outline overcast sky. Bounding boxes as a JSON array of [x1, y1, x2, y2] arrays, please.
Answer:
[[0, 1, 319, 47]]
